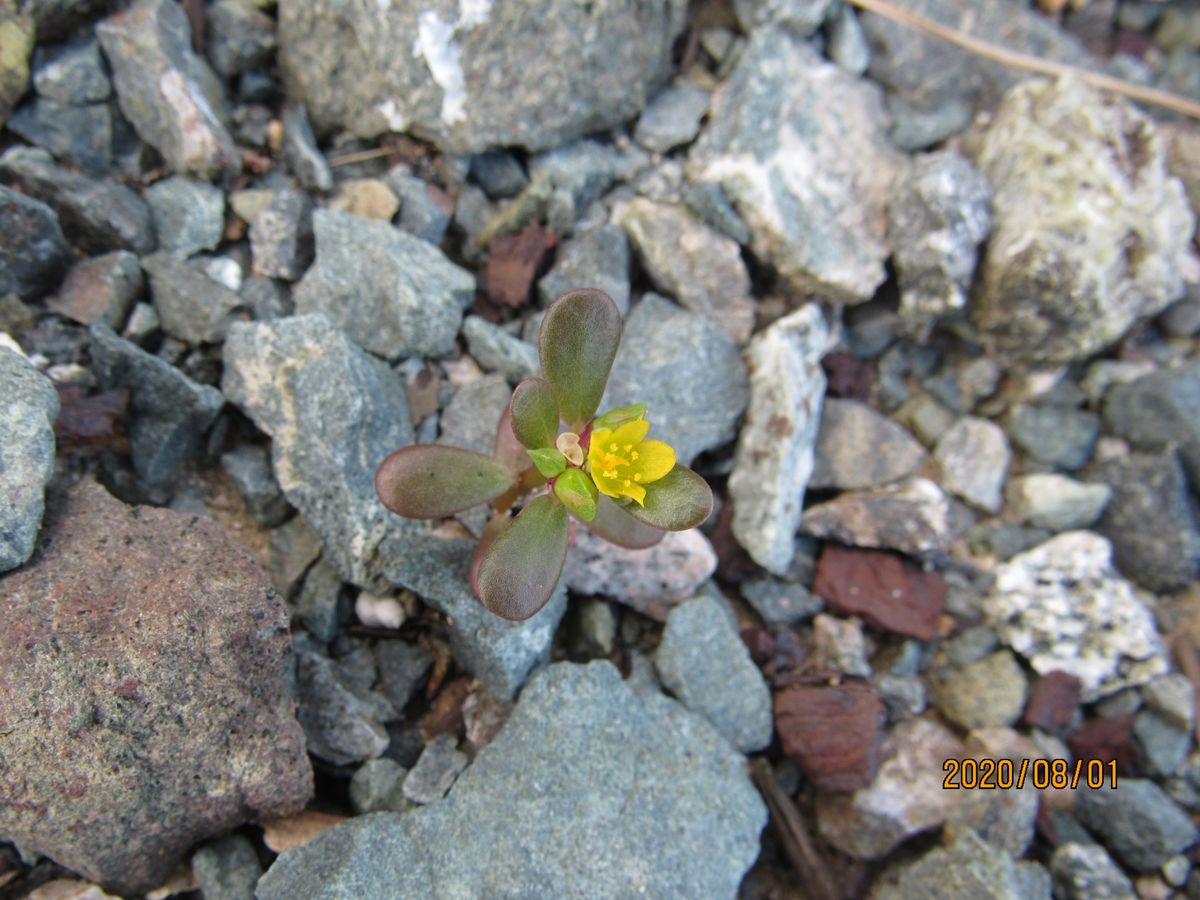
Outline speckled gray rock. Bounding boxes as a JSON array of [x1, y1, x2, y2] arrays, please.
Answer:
[[732, 0, 832, 36], [373, 641, 432, 714], [811, 613, 872, 678], [437, 373, 511, 456], [32, 37, 110, 104], [945, 786, 1039, 857], [934, 416, 1010, 514], [0, 146, 154, 255], [972, 77, 1195, 362], [613, 197, 754, 344], [537, 224, 630, 314], [97, 0, 239, 177], [634, 82, 711, 153], [89, 324, 224, 486], [403, 734, 468, 805], [601, 294, 747, 467], [689, 30, 904, 302], [145, 176, 224, 259], [1135, 708, 1191, 777], [1088, 450, 1200, 594], [810, 399, 927, 491], [378, 533, 565, 700], [729, 304, 828, 574], [1005, 402, 1100, 471], [801, 478, 968, 557], [388, 169, 452, 245], [1075, 779, 1198, 872], [250, 189, 314, 281], [0, 349, 59, 573], [142, 252, 243, 344], [278, 0, 687, 154], [294, 557, 344, 643], [0, 185, 69, 299], [294, 210, 474, 360], [1050, 843, 1136, 900], [50, 251, 143, 329], [256, 661, 766, 900], [868, 830, 1041, 900], [655, 593, 772, 753], [204, 0, 275, 78], [828, 3, 870, 75], [192, 834, 262, 900], [294, 639, 392, 766], [1103, 361, 1200, 487], [888, 150, 990, 340], [460, 316, 538, 384], [1005, 474, 1110, 532], [741, 576, 823, 627], [222, 314, 414, 591], [935, 650, 1028, 730], [985, 532, 1168, 701], [282, 103, 332, 192], [220, 443, 289, 527]]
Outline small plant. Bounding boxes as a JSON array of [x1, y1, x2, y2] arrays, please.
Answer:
[[375, 289, 713, 621]]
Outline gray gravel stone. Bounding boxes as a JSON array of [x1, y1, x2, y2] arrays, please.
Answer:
[[90, 324, 224, 486], [437, 373, 511, 457], [811, 613, 872, 678], [810, 398, 927, 491], [145, 176, 224, 259], [222, 314, 414, 591], [6, 96, 114, 176], [294, 638, 392, 766], [972, 77, 1193, 362], [403, 734, 468, 805], [0, 146, 154, 255], [682, 179, 751, 247], [350, 757, 410, 815], [204, 0, 275, 78], [143, 252, 243, 344], [50, 250, 143, 329], [1050, 842, 1136, 900], [934, 416, 1010, 514], [1005, 474, 1110, 532], [689, 29, 903, 302], [0, 349, 59, 573], [613, 197, 754, 344], [0, 187, 66, 300], [32, 37, 110, 104], [935, 650, 1028, 730], [944, 786, 1039, 858], [634, 83, 711, 153], [828, 3, 870, 75], [250, 189, 314, 281], [732, 0, 832, 36], [97, 0, 240, 177], [192, 834, 262, 900], [740, 576, 823, 627], [1144, 675, 1195, 732], [294, 210, 474, 360], [729, 304, 828, 574], [460, 316, 538, 384], [655, 593, 773, 753], [1103, 361, 1200, 487], [1134, 709, 1191, 777], [294, 557, 345, 644], [1075, 779, 1198, 872], [537, 223, 630, 314], [1088, 450, 1200, 594], [373, 641, 432, 714], [282, 104, 332, 192], [256, 661, 766, 900], [888, 150, 990, 341], [869, 830, 1042, 900], [1005, 402, 1100, 471], [470, 150, 528, 199], [220, 443, 289, 527], [601, 294, 747, 467], [278, 0, 687, 154], [388, 169, 452, 246]]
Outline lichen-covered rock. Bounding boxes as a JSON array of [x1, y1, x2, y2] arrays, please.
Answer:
[[278, 0, 687, 154], [689, 29, 904, 302], [256, 662, 765, 899], [972, 77, 1196, 362], [868, 830, 1042, 899], [0, 479, 312, 896], [729, 304, 829, 575], [0, 348, 59, 572], [0, 12, 34, 128]]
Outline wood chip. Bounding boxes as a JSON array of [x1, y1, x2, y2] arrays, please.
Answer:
[[260, 810, 348, 853]]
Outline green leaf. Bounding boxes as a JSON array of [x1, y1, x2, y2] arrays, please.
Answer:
[[473, 494, 569, 620], [539, 289, 622, 432], [593, 402, 647, 431], [509, 377, 559, 450], [553, 467, 598, 522], [375, 445, 516, 519], [527, 447, 567, 479], [584, 495, 666, 549], [492, 404, 529, 474], [627, 465, 713, 531]]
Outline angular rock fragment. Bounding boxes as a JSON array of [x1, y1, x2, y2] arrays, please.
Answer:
[[0, 184, 70, 299], [933, 416, 1010, 514], [50, 251, 143, 328], [142, 252, 243, 344], [775, 681, 885, 792], [810, 398, 927, 491], [802, 478, 969, 557], [813, 545, 944, 640]]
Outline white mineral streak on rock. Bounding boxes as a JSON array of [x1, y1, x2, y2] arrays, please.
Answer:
[[414, 11, 468, 125]]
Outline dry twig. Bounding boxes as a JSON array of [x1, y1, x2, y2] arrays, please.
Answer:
[[749, 758, 841, 900]]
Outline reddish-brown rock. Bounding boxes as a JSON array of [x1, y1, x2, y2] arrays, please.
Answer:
[[1024, 671, 1083, 736], [486, 222, 558, 307], [0, 479, 312, 895], [774, 682, 885, 792], [812, 545, 944, 640], [1068, 713, 1140, 775]]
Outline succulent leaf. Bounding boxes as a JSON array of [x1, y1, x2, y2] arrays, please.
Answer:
[[593, 403, 648, 431], [553, 467, 598, 522], [473, 494, 569, 620], [375, 444, 516, 519], [539, 289, 622, 432], [492, 404, 530, 474], [527, 447, 567, 479], [510, 376, 560, 450], [584, 494, 666, 549], [625, 464, 713, 531]]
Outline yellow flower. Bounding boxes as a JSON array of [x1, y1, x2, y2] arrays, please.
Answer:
[[586, 415, 675, 506]]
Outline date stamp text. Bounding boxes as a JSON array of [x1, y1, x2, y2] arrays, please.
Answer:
[[943, 758, 1118, 790]]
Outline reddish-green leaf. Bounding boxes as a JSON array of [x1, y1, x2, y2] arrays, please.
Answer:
[[472, 494, 568, 620], [539, 289, 622, 432], [627, 465, 713, 531], [553, 467, 598, 522], [376, 445, 516, 519], [509, 377, 559, 450], [469, 514, 512, 588], [584, 495, 666, 549], [492, 404, 528, 473]]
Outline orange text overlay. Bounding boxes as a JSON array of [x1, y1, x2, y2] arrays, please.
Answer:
[[943, 758, 1118, 791]]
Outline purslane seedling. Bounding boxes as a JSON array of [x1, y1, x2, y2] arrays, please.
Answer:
[[375, 289, 713, 620]]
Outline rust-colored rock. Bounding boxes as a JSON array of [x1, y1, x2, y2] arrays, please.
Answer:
[[822, 350, 873, 402], [812, 544, 944, 640], [0, 479, 312, 895], [774, 682, 885, 792], [1023, 671, 1083, 736], [486, 221, 558, 307], [54, 384, 129, 455], [1068, 713, 1140, 775]]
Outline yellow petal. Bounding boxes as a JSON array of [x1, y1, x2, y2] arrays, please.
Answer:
[[622, 481, 647, 505], [590, 467, 623, 500], [610, 417, 650, 447], [587, 427, 613, 472], [631, 440, 675, 484]]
